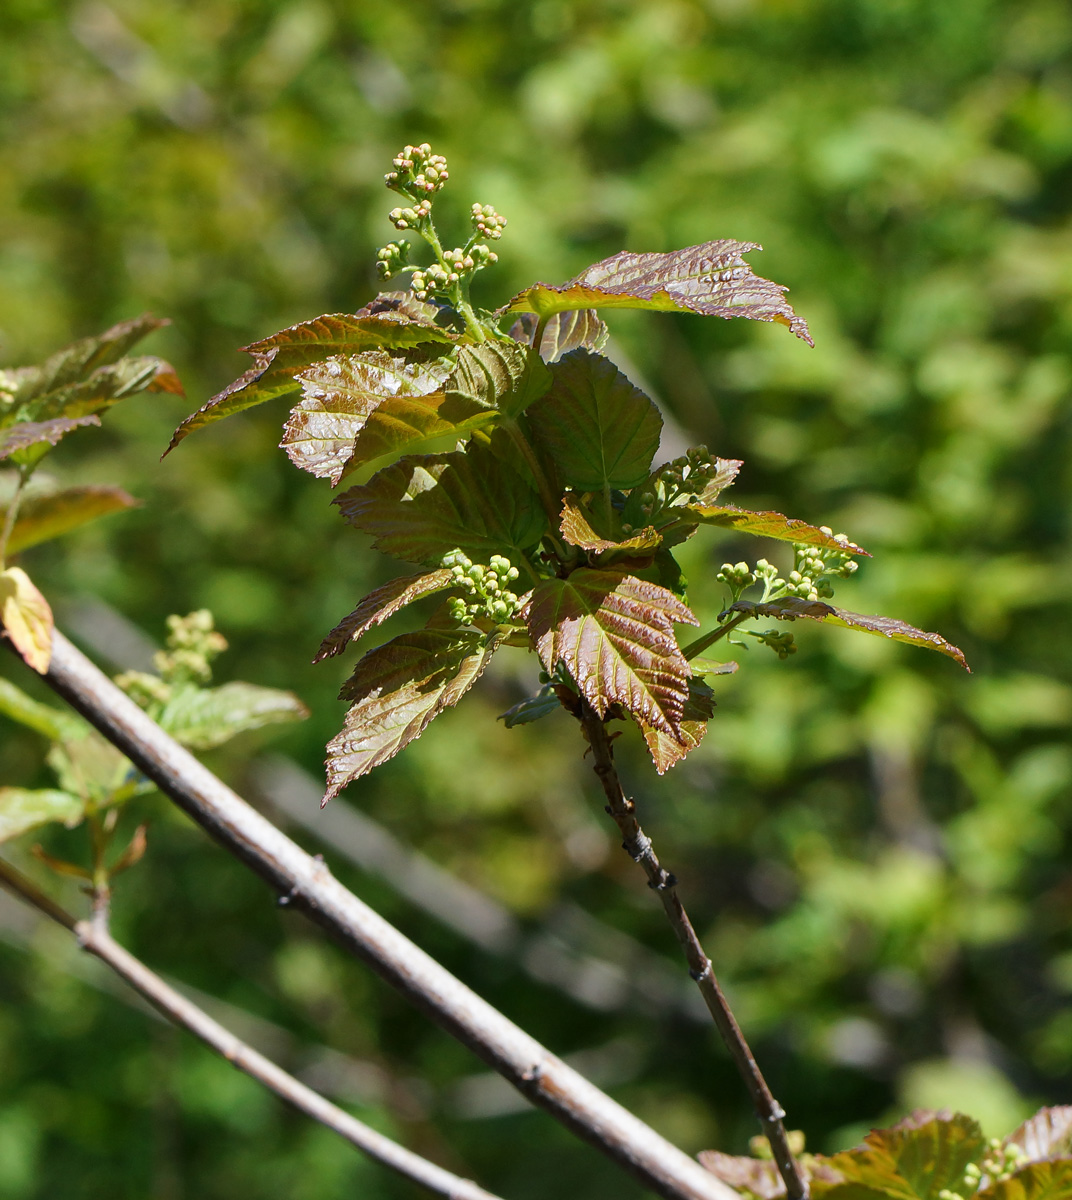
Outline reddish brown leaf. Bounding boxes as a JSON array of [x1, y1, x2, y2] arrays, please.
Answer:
[[560, 493, 661, 554], [700, 1150, 843, 1200], [684, 504, 868, 554], [507, 309, 610, 362], [314, 569, 455, 662], [502, 241, 813, 345], [5, 486, 138, 555], [325, 629, 499, 798], [347, 389, 498, 473], [637, 674, 718, 772], [145, 358, 186, 396], [525, 569, 697, 734], [1007, 1109, 1072, 1163], [727, 597, 969, 670], [0, 416, 100, 459]]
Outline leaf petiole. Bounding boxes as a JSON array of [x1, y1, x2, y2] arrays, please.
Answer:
[[681, 611, 751, 660]]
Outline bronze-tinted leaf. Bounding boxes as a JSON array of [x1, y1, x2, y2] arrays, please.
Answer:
[[984, 1161, 1072, 1200], [314, 569, 454, 662], [507, 309, 610, 362], [526, 568, 697, 734], [502, 241, 813, 345], [726, 597, 969, 670], [638, 676, 716, 773], [0, 787, 84, 844], [4, 485, 138, 555], [815, 1111, 986, 1200], [0, 416, 100, 460], [700, 1150, 843, 1200], [144, 358, 186, 396], [446, 340, 551, 418], [166, 305, 457, 452], [26, 356, 166, 423], [0, 566, 53, 674], [325, 629, 498, 797], [683, 504, 868, 554], [560, 493, 661, 553], [281, 351, 451, 482], [693, 457, 744, 505], [335, 440, 547, 565], [528, 350, 663, 492], [347, 388, 498, 473], [1007, 1109, 1072, 1163]]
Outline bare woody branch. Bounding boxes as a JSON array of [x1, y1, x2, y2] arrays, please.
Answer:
[[23, 629, 737, 1200], [579, 701, 808, 1200], [0, 856, 500, 1200]]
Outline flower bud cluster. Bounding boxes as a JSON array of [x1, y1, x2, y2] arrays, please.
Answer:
[[388, 199, 432, 231], [385, 144, 449, 196], [376, 239, 411, 280], [116, 610, 227, 710], [656, 446, 726, 501], [470, 203, 506, 240], [787, 535, 859, 601], [442, 550, 521, 625], [937, 1140, 1026, 1200], [750, 629, 797, 659], [717, 561, 755, 590], [411, 245, 497, 300]]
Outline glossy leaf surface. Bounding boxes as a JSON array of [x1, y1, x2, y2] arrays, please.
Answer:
[[0, 416, 100, 459], [1008, 1109, 1072, 1162], [638, 676, 717, 772], [683, 504, 868, 554], [446, 340, 550, 418], [315, 569, 454, 662], [507, 309, 610, 362], [560, 493, 661, 553]]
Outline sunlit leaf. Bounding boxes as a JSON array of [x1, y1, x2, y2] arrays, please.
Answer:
[[0, 677, 87, 742], [314, 568, 454, 662], [560, 492, 661, 553], [25, 356, 172, 423], [0, 416, 100, 460], [726, 597, 969, 669], [167, 303, 457, 452], [525, 568, 697, 733], [682, 504, 868, 554], [638, 675, 716, 772], [346, 387, 498, 474], [156, 682, 309, 750], [281, 352, 451, 482], [507, 309, 610, 362], [986, 1161, 1072, 1200], [325, 629, 499, 798], [0, 787, 84, 843], [689, 656, 740, 676], [692, 457, 743, 505], [445, 340, 550, 418], [4, 485, 138, 555], [0, 566, 53, 673], [335, 440, 547, 565], [502, 241, 813, 345], [1008, 1109, 1072, 1162], [528, 350, 662, 492]]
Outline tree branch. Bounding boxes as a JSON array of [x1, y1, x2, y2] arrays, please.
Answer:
[[579, 700, 809, 1200], [0, 856, 499, 1200], [19, 628, 736, 1200]]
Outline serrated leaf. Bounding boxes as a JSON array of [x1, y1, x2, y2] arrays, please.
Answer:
[[815, 1111, 986, 1200], [682, 504, 868, 554], [694, 458, 744, 504], [155, 681, 309, 750], [498, 688, 562, 728], [325, 629, 499, 798], [4, 314, 167, 406], [700, 1150, 843, 1199], [315, 569, 454, 662], [346, 387, 498, 474], [526, 568, 697, 733], [984, 1161, 1072, 1200], [507, 309, 610, 362], [0, 567, 53, 673], [446, 340, 551, 419], [25, 356, 172, 423], [281, 352, 452, 482], [690, 656, 740, 676], [0, 677, 87, 742], [528, 349, 663, 492], [166, 302, 458, 452], [1008, 1109, 1072, 1163], [502, 240, 813, 345], [0, 416, 100, 460], [0, 787, 85, 843], [4, 485, 138, 555], [726, 597, 969, 670], [637, 674, 717, 772], [560, 492, 661, 554], [335, 440, 547, 565]]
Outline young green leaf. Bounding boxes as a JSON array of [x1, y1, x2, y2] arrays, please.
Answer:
[[326, 628, 499, 798], [0, 416, 101, 460], [0, 787, 84, 843], [315, 568, 455, 662], [335, 441, 547, 565], [0, 566, 53, 674], [681, 504, 868, 554], [156, 681, 309, 751], [281, 352, 452, 482], [507, 309, 610, 363], [502, 241, 813, 345], [3, 485, 138, 556], [726, 597, 969, 670], [445, 340, 551, 418], [167, 301, 457, 452], [560, 493, 661, 554], [25, 357, 175, 423], [525, 568, 697, 734], [0, 677, 88, 742], [528, 350, 663, 492]]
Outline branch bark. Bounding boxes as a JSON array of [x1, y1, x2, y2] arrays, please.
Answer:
[[0, 856, 499, 1200], [579, 701, 808, 1200], [23, 629, 736, 1200]]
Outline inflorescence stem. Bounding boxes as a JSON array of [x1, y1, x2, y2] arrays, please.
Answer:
[[578, 700, 810, 1200]]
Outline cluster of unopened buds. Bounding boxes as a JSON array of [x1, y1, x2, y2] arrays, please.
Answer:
[[443, 550, 522, 625], [388, 199, 432, 231], [787, 535, 858, 600], [658, 446, 725, 501], [749, 629, 797, 659], [375, 239, 411, 280], [470, 203, 506, 239], [717, 561, 755, 590], [410, 245, 497, 300], [116, 610, 227, 708], [385, 143, 449, 196], [937, 1140, 1026, 1200]]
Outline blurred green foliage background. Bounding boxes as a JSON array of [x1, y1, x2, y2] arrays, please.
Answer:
[[0, 0, 1070, 1196]]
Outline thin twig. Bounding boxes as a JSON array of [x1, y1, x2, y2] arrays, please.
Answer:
[[579, 700, 809, 1200], [19, 628, 736, 1200], [0, 856, 500, 1200]]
